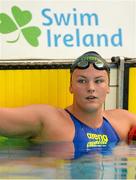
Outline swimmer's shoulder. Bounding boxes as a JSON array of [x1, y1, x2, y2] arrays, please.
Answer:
[[103, 108, 136, 125], [30, 104, 71, 123], [103, 109, 135, 141], [29, 104, 63, 112], [104, 108, 127, 117], [29, 105, 74, 142]]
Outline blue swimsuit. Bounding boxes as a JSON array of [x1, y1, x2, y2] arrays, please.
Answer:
[[65, 110, 120, 158]]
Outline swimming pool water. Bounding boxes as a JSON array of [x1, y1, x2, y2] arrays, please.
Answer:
[[0, 140, 136, 179]]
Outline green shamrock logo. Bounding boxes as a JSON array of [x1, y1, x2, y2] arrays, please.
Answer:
[[0, 6, 41, 47]]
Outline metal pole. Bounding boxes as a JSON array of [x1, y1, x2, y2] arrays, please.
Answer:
[[117, 56, 125, 108]]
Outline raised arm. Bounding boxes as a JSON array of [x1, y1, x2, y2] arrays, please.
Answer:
[[0, 105, 43, 138]]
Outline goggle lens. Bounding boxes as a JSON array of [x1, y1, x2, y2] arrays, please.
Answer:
[[76, 58, 105, 69], [77, 60, 89, 68], [94, 59, 104, 68]]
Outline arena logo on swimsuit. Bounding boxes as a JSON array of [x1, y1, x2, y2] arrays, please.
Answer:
[[87, 133, 109, 147]]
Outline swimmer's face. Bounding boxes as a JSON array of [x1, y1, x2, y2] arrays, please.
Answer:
[[70, 65, 110, 113]]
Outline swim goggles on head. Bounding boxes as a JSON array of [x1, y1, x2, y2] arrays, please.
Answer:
[[70, 55, 110, 73]]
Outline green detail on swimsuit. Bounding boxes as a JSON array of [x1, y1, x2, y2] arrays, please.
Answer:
[[0, 6, 41, 47]]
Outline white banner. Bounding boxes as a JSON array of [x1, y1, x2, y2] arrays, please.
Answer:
[[0, 0, 136, 59]]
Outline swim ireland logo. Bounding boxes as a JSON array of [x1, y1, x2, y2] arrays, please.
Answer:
[[0, 6, 41, 47]]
